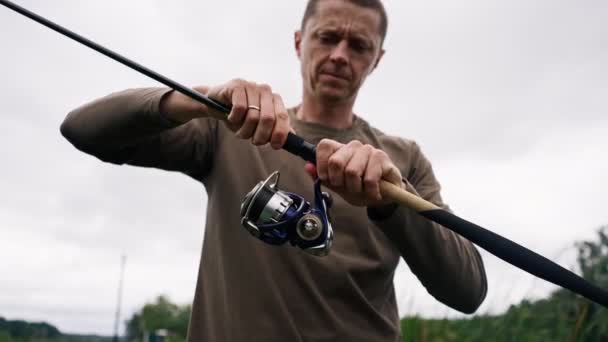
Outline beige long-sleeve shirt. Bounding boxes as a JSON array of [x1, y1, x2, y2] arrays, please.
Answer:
[[60, 88, 487, 342]]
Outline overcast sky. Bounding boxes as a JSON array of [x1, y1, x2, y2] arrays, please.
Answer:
[[1, 0, 607, 336]]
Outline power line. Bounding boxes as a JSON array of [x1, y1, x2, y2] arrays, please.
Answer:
[[113, 254, 127, 342]]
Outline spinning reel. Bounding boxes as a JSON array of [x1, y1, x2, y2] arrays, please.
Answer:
[[240, 171, 334, 256]]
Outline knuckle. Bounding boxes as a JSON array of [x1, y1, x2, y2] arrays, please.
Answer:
[[258, 83, 272, 92], [273, 131, 286, 143], [348, 140, 363, 148], [345, 167, 361, 178], [328, 155, 343, 169], [276, 110, 289, 121], [319, 138, 332, 146], [232, 103, 247, 114], [363, 177, 377, 187], [259, 112, 275, 126], [318, 139, 332, 151], [231, 78, 245, 86], [245, 111, 260, 124], [372, 149, 388, 160]]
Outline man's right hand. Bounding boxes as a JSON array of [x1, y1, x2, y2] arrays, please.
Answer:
[[159, 79, 292, 150]]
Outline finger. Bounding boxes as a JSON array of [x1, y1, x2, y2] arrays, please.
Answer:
[[344, 144, 372, 195], [382, 163, 403, 189], [236, 82, 260, 139], [227, 85, 247, 131], [252, 85, 275, 145], [327, 141, 360, 188], [364, 149, 389, 201], [304, 162, 317, 180], [316, 139, 343, 182], [270, 94, 290, 149]]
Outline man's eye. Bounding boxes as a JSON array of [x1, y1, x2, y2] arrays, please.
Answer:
[[318, 33, 339, 44], [350, 39, 371, 53]]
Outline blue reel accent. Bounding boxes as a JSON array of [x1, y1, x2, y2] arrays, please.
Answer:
[[289, 179, 331, 249], [255, 193, 309, 245], [252, 178, 331, 250]]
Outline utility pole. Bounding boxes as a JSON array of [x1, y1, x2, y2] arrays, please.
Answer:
[[113, 254, 127, 342]]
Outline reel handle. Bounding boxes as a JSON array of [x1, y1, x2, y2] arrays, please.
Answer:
[[206, 99, 316, 163], [194, 98, 317, 163], [379, 181, 439, 212], [202, 97, 317, 164]]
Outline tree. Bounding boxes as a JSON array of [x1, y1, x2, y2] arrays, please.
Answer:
[[0, 316, 60, 340], [572, 225, 608, 340], [125, 295, 191, 342], [0, 330, 12, 342]]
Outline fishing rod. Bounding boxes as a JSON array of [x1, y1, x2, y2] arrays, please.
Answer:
[[2, 0, 607, 308]]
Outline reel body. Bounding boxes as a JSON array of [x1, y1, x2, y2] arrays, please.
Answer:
[[240, 171, 333, 256]]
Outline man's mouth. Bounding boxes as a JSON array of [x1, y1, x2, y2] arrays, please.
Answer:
[[319, 71, 349, 81]]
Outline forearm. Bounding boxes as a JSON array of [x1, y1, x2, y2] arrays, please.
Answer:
[[370, 186, 487, 313], [60, 87, 178, 152]]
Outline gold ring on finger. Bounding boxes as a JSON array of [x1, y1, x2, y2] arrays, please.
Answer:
[[247, 105, 261, 111]]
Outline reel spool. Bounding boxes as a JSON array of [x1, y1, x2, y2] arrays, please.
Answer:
[[240, 171, 334, 256]]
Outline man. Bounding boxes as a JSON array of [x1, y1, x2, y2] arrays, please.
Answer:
[[61, 0, 487, 341]]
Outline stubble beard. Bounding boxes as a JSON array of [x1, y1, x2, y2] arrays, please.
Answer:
[[309, 75, 356, 105]]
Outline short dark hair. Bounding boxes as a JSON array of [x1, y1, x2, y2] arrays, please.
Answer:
[[300, 0, 388, 44]]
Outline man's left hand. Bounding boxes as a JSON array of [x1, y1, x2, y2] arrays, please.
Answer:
[[305, 139, 404, 207]]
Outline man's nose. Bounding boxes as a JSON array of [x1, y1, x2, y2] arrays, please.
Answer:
[[329, 40, 349, 65]]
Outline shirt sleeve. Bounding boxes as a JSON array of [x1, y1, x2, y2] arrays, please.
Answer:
[[60, 87, 218, 181], [369, 141, 488, 314]]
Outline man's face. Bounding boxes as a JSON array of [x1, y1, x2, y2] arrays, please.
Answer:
[[295, 0, 385, 104]]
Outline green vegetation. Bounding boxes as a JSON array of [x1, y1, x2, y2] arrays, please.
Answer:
[[401, 225, 608, 341], [0, 317, 108, 342], [3, 225, 608, 341], [125, 295, 190, 342], [0, 317, 59, 341]]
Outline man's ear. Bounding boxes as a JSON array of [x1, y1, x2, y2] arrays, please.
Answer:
[[372, 49, 385, 71], [294, 30, 302, 59]]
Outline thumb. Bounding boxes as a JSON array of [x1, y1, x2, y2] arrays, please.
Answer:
[[383, 164, 405, 189], [204, 85, 232, 120], [193, 85, 210, 96]]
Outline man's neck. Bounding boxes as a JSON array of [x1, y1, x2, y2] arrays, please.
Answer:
[[296, 94, 355, 130]]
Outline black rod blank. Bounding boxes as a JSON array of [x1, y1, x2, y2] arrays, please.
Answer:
[[0, 0, 317, 163]]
